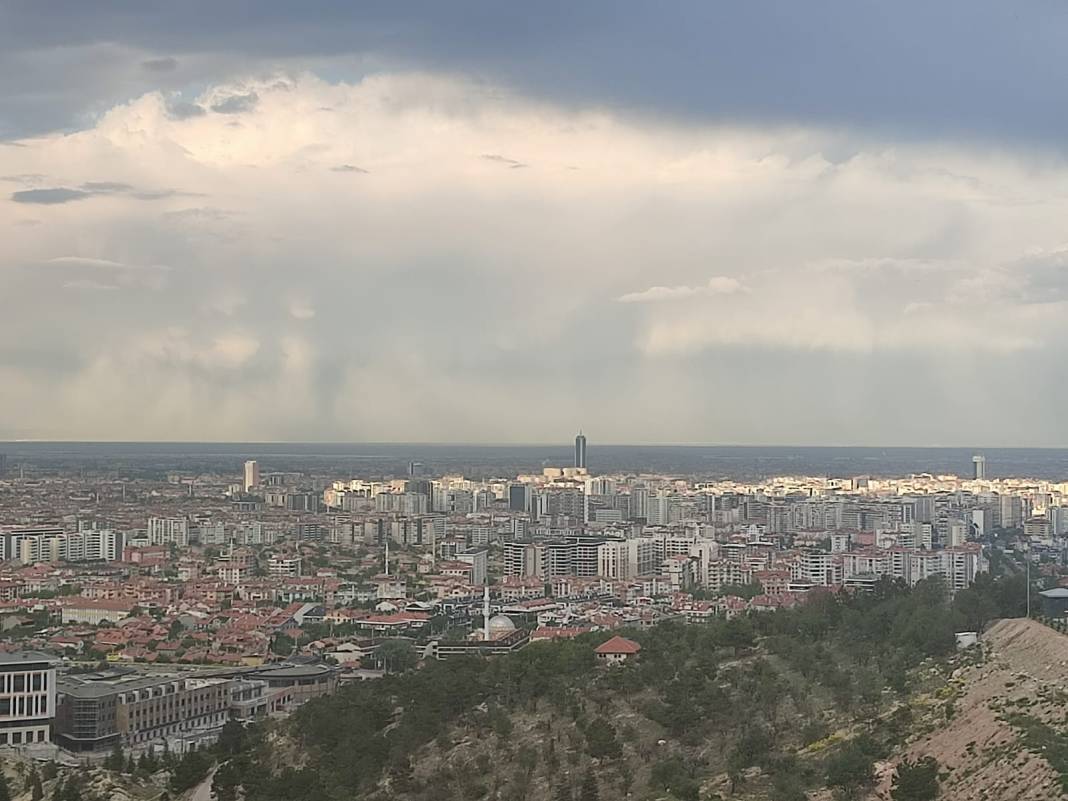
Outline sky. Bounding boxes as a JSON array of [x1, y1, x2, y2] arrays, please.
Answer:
[[3, 2, 1068, 445]]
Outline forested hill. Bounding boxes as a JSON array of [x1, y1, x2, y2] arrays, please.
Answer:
[[216, 573, 1028, 801]]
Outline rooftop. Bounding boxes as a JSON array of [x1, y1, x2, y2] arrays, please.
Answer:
[[0, 651, 58, 667], [594, 635, 641, 655]]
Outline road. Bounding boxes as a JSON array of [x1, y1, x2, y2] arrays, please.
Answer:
[[186, 767, 217, 801]]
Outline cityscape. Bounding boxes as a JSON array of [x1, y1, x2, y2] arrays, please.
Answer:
[[5, 2, 1068, 800], [0, 439, 1060, 798]]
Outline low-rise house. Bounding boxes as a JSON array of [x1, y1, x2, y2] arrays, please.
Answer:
[[594, 635, 641, 666]]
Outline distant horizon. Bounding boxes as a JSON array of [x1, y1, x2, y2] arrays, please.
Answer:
[[0, 440, 1055, 451]]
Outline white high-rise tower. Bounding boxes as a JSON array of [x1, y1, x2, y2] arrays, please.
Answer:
[[243, 460, 260, 491]]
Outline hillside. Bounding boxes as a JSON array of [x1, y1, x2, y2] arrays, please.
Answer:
[[868, 618, 1068, 801], [12, 576, 1045, 801], [213, 576, 1033, 801]]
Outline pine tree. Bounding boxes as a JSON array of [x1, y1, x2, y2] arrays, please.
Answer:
[[579, 770, 599, 801], [104, 741, 124, 771], [0, 769, 11, 801], [553, 781, 572, 801], [30, 773, 43, 801], [60, 774, 82, 801]]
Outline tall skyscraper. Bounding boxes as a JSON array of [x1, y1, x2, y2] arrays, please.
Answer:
[[575, 432, 587, 470], [972, 454, 986, 480], [243, 460, 260, 492]]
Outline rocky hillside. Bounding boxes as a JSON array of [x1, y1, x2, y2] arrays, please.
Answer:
[[868, 617, 1068, 801]]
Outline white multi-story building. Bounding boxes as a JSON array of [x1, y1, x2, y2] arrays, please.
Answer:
[[244, 460, 260, 492], [457, 549, 488, 586], [196, 522, 228, 547], [5, 529, 124, 564], [235, 521, 276, 546], [0, 652, 57, 746], [797, 550, 843, 586], [597, 540, 636, 581], [268, 556, 302, 578], [64, 529, 124, 562], [504, 542, 544, 578], [147, 517, 189, 548]]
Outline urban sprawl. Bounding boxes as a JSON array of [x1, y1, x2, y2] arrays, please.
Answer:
[[0, 440, 1055, 762]]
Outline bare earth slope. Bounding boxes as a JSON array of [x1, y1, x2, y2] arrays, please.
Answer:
[[873, 618, 1068, 801]]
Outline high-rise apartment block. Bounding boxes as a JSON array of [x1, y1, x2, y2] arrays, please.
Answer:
[[244, 460, 260, 492]]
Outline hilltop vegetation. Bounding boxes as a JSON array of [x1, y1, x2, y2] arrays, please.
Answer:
[[212, 573, 1029, 801]]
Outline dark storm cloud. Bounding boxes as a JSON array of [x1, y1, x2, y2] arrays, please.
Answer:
[[3, 2, 1068, 144]]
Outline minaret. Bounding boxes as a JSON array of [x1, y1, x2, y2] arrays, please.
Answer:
[[483, 584, 491, 641]]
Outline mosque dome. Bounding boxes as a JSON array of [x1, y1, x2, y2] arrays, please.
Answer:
[[487, 614, 516, 634]]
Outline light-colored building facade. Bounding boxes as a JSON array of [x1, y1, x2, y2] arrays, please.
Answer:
[[0, 652, 57, 747]]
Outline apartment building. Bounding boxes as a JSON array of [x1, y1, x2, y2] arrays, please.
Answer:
[[267, 556, 302, 578], [146, 517, 190, 548]]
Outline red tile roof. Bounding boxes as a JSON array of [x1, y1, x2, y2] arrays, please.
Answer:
[[594, 635, 641, 655]]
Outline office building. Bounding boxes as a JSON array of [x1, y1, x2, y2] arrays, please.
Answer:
[[238, 663, 338, 707], [575, 432, 587, 470], [55, 669, 232, 753], [244, 460, 260, 492], [0, 652, 57, 746], [508, 483, 531, 513], [973, 454, 986, 480]]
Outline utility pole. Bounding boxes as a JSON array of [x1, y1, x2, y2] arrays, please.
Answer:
[[1026, 541, 1032, 618]]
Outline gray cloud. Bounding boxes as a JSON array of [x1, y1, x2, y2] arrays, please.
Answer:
[[331, 164, 368, 173], [209, 91, 258, 114], [11, 181, 191, 205], [141, 56, 178, 72], [3, 2, 1068, 147], [5, 38, 1068, 443], [81, 181, 134, 193], [165, 100, 206, 119], [11, 188, 91, 204], [481, 153, 526, 168]]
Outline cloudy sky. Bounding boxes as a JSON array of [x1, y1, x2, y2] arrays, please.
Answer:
[[3, 2, 1068, 445]]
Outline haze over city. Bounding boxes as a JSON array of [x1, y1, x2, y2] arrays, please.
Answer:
[[5, 3, 1068, 444]]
